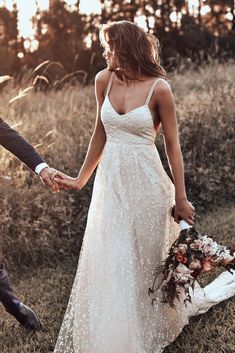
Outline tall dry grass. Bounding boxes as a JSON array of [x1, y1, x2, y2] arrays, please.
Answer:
[[0, 60, 234, 352]]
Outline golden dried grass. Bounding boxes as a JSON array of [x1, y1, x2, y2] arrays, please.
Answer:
[[0, 60, 234, 352]]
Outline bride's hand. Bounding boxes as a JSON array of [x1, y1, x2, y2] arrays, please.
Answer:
[[174, 198, 195, 225], [52, 171, 85, 190]]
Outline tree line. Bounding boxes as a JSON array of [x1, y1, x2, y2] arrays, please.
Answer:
[[0, 0, 234, 81]]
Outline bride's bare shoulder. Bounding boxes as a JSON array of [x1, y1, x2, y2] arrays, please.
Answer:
[[153, 77, 173, 103], [156, 77, 172, 91], [95, 69, 112, 96], [95, 69, 112, 84]]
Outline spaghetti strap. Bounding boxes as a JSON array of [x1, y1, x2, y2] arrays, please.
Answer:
[[145, 78, 162, 105], [106, 71, 115, 96]]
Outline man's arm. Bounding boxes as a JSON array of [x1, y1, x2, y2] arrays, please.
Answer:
[[0, 117, 45, 171], [0, 117, 59, 192]]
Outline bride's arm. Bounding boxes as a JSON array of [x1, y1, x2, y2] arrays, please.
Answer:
[[54, 70, 108, 189], [155, 80, 195, 225], [75, 72, 107, 187]]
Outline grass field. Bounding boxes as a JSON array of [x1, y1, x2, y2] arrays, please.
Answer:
[[0, 61, 234, 352]]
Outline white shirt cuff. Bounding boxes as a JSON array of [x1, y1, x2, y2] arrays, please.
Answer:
[[35, 163, 49, 175]]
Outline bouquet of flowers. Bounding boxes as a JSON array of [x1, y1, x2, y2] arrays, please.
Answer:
[[148, 205, 235, 308]]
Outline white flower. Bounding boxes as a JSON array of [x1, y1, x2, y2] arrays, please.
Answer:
[[178, 244, 188, 254], [190, 239, 203, 251], [173, 263, 194, 284], [189, 259, 202, 270]]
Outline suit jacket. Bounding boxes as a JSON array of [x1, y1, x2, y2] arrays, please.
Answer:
[[0, 117, 45, 172]]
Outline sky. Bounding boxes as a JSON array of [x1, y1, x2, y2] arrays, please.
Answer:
[[0, 0, 102, 37]]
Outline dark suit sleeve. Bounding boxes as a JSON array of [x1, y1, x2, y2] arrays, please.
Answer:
[[0, 117, 45, 172]]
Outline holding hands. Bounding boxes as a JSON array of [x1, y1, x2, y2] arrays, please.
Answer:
[[52, 171, 85, 190], [39, 167, 61, 193], [39, 167, 85, 192]]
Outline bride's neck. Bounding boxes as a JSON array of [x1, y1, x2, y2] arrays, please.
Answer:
[[116, 68, 150, 84]]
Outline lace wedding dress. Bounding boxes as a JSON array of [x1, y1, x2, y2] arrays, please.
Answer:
[[54, 71, 235, 353]]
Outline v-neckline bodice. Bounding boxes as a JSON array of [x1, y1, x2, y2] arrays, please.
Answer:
[[105, 95, 148, 117], [105, 71, 162, 118]]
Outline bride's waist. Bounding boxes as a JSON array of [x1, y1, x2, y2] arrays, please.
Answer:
[[105, 138, 154, 146]]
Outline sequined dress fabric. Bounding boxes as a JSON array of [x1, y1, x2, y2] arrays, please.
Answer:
[[54, 72, 235, 353]]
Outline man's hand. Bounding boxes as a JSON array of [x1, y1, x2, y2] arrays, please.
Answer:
[[52, 171, 85, 190], [39, 167, 60, 193]]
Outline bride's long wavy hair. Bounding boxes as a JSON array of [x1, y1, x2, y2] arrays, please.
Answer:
[[99, 20, 167, 81]]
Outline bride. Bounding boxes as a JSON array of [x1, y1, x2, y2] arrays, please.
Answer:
[[52, 20, 235, 353]]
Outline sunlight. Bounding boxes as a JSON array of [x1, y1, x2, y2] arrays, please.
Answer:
[[0, 0, 226, 43], [188, 0, 199, 9], [0, 0, 49, 38], [84, 33, 92, 48], [201, 5, 211, 16], [80, 0, 101, 14], [188, 0, 199, 16], [64, 0, 101, 13], [169, 11, 182, 23], [1, 0, 101, 38], [134, 15, 147, 31]]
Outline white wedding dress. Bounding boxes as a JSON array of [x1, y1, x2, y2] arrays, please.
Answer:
[[54, 71, 235, 353]]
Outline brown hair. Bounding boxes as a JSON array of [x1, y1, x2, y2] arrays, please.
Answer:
[[99, 20, 167, 81]]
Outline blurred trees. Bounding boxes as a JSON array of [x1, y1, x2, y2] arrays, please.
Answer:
[[30, 0, 88, 71], [0, 0, 234, 77], [0, 4, 23, 74], [90, 0, 235, 71]]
